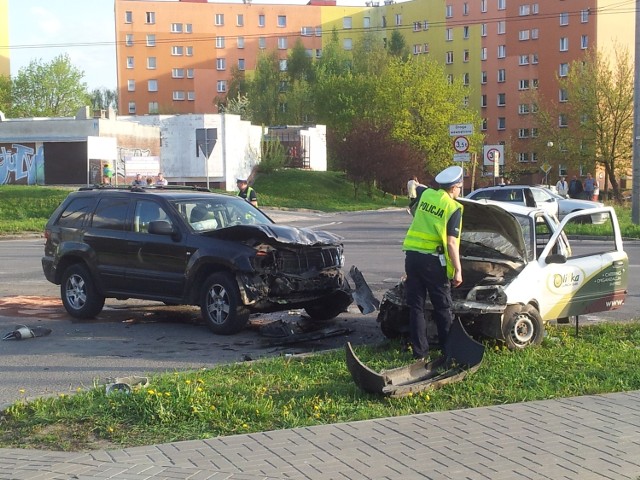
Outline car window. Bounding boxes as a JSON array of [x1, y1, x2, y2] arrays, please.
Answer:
[[531, 188, 553, 203], [133, 200, 171, 233], [174, 197, 272, 232], [468, 190, 494, 200], [91, 197, 129, 231], [492, 188, 523, 203], [55, 197, 95, 228]]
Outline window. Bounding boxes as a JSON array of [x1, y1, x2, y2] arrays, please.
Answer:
[[559, 114, 568, 127], [446, 28, 453, 41], [146, 34, 156, 46], [278, 15, 286, 27], [519, 4, 530, 15], [518, 128, 529, 138], [171, 23, 183, 33], [498, 117, 506, 130], [148, 80, 158, 92], [238, 58, 245, 70], [481, 94, 487, 107], [172, 68, 185, 78], [532, 3, 539, 14], [463, 72, 470, 85], [519, 30, 529, 41], [364, 17, 371, 28], [237, 14, 244, 26], [518, 153, 528, 163], [560, 12, 569, 26], [278, 37, 288, 49], [519, 79, 530, 90], [395, 14, 402, 26], [481, 71, 487, 84], [259, 37, 266, 49], [145, 11, 155, 24], [497, 69, 506, 82], [481, 0, 487, 12], [93, 198, 130, 230], [531, 28, 539, 39], [559, 63, 569, 77], [172, 46, 183, 56], [498, 45, 506, 58], [423, 43, 429, 53], [531, 128, 538, 138], [316, 49, 322, 58], [315, 26, 322, 36], [187, 68, 194, 78], [215, 14, 224, 26], [519, 55, 529, 65], [532, 78, 539, 89], [127, 79, 135, 91], [463, 49, 469, 62], [128, 102, 136, 114], [463, 2, 469, 15], [343, 17, 352, 29], [481, 23, 487, 36], [518, 104, 530, 114], [148, 102, 158, 114], [413, 21, 421, 32], [413, 44, 422, 55], [237, 36, 245, 48], [147, 57, 156, 69], [446, 51, 454, 64], [446, 5, 453, 17], [481, 47, 487, 60], [581, 35, 588, 49], [301, 26, 313, 36], [125, 34, 134, 46], [581, 9, 589, 23], [216, 37, 225, 48], [185, 24, 192, 33], [498, 0, 505, 10], [497, 21, 506, 34], [216, 58, 226, 70], [258, 14, 265, 27], [559, 88, 568, 102], [127, 56, 134, 69], [422, 20, 429, 30], [560, 37, 568, 51], [185, 46, 193, 56], [279, 59, 287, 71], [187, 91, 195, 101], [447, 74, 453, 84], [125, 11, 133, 23], [481, 118, 488, 131], [497, 93, 506, 106], [531, 53, 539, 64], [173, 91, 185, 101], [460, 26, 468, 39]]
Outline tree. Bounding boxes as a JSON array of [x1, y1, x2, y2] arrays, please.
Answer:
[[388, 30, 410, 60], [0, 75, 11, 116], [89, 87, 118, 112], [247, 51, 282, 125], [11, 54, 89, 117]]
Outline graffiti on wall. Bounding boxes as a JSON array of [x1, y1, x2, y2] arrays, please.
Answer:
[[116, 147, 152, 179], [0, 144, 45, 185]]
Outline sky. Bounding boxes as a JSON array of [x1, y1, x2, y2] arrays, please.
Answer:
[[8, 0, 376, 92]]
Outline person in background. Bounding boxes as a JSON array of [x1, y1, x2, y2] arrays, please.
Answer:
[[583, 173, 596, 201], [132, 173, 145, 186], [407, 176, 419, 208], [402, 165, 464, 361], [102, 163, 114, 185], [556, 176, 568, 197], [146, 176, 153, 186], [236, 178, 258, 207], [155, 172, 168, 186], [568, 175, 583, 199]]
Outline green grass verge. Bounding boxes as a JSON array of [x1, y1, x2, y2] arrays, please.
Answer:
[[1, 323, 639, 451]]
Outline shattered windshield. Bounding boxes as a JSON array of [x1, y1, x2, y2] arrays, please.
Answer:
[[172, 197, 272, 232], [461, 211, 531, 262]]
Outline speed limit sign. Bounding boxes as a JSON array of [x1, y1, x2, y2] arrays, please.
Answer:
[[453, 136, 469, 153]]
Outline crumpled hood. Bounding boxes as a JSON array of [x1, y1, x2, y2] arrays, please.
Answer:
[[203, 223, 343, 246], [457, 198, 527, 259]]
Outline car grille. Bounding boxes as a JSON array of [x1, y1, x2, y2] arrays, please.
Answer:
[[278, 247, 342, 274]]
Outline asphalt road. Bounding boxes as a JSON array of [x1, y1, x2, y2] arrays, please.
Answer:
[[0, 207, 638, 409]]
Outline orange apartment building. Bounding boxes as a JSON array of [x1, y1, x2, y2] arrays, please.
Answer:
[[115, 0, 633, 184]]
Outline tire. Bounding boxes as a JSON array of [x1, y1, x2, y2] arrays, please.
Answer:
[[377, 300, 409, 340], [200, 272, 249, 335], [304, 291, 352, 321], [502, 305, 544, 350], [60, 264, 105, 319]]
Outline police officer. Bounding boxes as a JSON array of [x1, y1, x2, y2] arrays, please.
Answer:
[[236, 178, 258, 207], [402, 165, 464, 360]]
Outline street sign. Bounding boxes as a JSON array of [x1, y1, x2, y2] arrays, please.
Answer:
[[453, 136, 469, 153], [483, 145, 504, 166], [453, 153, 471, 162], [540, 163, 552, 174], [449, 124, 474, 136]]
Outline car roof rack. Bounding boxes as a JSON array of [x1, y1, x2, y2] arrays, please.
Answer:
[[79, 185, 212, 192]]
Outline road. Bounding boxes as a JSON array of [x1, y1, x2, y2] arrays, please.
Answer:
[[0, 208, 638, 408]]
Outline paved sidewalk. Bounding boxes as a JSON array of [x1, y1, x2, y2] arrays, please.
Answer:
[[2, 390, 639, 480]]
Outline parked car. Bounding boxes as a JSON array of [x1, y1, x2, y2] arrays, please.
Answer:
[[466, 185, 607, 224], [377, 198, 628, 349], [42, 186, 352, 335]]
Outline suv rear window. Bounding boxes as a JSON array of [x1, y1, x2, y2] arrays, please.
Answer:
[[56, 197, 95, 228], [91, 197, 130, 231]]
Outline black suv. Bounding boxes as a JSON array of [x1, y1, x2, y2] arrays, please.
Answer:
[[42, 186, 351, 334]]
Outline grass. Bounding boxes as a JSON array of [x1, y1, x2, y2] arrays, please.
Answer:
[[1, 323, 640, 451]]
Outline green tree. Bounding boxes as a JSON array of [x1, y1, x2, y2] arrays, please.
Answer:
[[11, 54, 89, 117], [387, 30, 410, 60], [247, 50, 282, 125], [89, 87, 118, 112], [287, 39, 315, 83], [0, 74, 12, 116]]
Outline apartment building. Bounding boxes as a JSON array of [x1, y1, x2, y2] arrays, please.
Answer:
[[115, 0, 633, 179]]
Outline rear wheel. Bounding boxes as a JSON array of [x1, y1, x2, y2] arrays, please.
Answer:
[[502, 305, 544, 349], [60, 264, 105, 319], [200, 272, 249, 335]]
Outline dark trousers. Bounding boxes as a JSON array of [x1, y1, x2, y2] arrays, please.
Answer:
[[404, 250, 453, 359]]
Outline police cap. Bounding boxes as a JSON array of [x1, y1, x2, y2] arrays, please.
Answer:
[[236, 178, 247, 183], [434, 165, 463, 189]]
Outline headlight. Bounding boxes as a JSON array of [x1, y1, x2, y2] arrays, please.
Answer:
[[467, 285, 507, 304]]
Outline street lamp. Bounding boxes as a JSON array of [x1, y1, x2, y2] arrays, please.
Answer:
[[545, 141, 554, 186]]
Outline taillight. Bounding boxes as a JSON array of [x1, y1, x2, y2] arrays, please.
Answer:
[[44, 229, 51, 240]]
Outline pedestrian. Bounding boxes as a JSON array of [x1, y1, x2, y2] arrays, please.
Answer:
[[556, 176, 568, 197], [402, 165, 464, 361], [155, 172, 168, 186], [102, 163, 114, 185], [132, 173, 145, 186], [583, 173, 596, 200], [236, 178, 258, 207], [146, 176, 153, 186], [407, 176, 419, 206], [568, 175, 583, 199]]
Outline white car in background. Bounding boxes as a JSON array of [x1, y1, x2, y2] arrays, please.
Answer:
[[466, 185, 607, 224]]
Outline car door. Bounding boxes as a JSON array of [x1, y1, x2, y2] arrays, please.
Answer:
[[125, 199, 189, 299], [529, 187, 559, 218], [535, 208, 628, 319]]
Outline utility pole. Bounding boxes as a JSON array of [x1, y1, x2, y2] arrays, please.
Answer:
[[633, 0, 640, 223]]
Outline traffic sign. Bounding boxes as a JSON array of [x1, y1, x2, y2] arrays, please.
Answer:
[[483, 145, 504, 166], [487, 148, 500, 162], [449, 124, 474, 136], [453, 136, 469, 153], [540, 163, 552, 174], [453, 153, 471, 162]]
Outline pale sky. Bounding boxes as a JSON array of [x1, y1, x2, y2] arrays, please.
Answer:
[[8, 0, 376, 92]]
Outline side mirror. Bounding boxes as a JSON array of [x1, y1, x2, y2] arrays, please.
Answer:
[[545, 253, 567, 265]]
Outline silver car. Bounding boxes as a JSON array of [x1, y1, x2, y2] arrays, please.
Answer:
[[466, 185, 607, 224]]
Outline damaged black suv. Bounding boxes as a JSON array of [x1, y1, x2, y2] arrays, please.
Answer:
[[42, 186, 351, 334]]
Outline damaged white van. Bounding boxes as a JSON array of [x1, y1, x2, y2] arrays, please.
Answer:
[[377, 198, 628, 349]]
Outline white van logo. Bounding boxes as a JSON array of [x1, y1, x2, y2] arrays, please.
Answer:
[[549, 269, 583, 294]]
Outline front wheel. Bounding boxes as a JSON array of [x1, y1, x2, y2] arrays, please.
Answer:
[[60, 264, 105, 319], [502, 305, 544, 349], [200, 272, 249, 335], [304, 291, 352, 321]]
